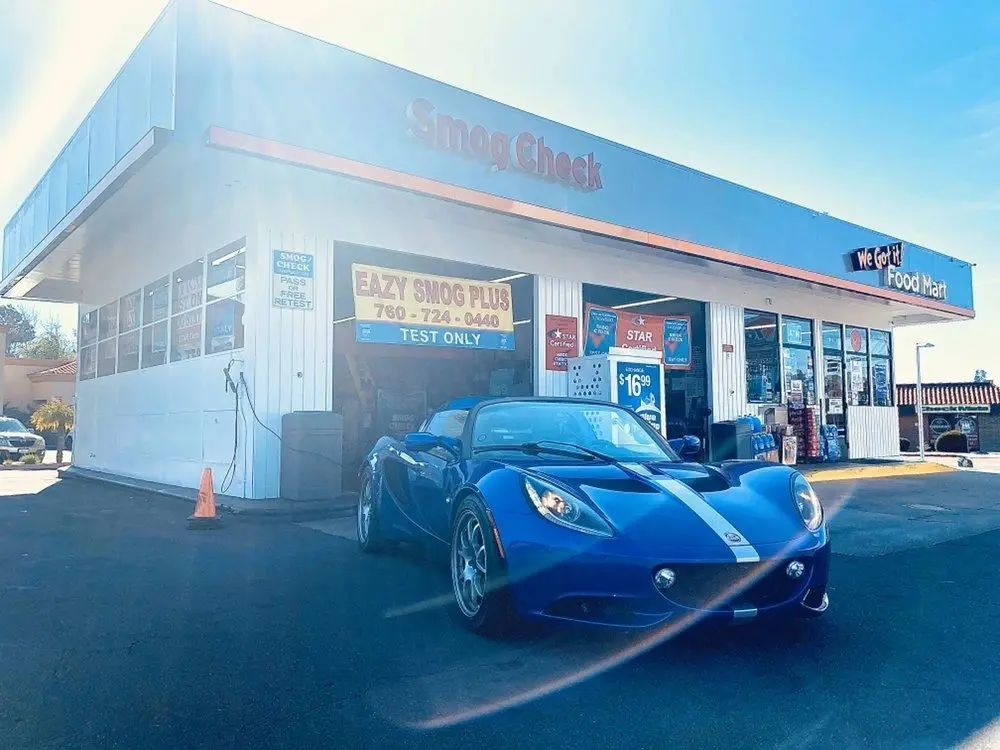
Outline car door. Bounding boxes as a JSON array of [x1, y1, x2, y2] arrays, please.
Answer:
[[407, 409, 468, 542]]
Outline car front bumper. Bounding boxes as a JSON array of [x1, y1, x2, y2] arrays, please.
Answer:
[[499, 522, 831, 629], [0, 446, 46, 460]]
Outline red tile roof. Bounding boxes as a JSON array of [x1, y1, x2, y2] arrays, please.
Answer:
[[26, 359, 77, 381], [896, 381, 1000, 407]]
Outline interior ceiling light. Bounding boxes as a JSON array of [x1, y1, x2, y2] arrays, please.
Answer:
[[612, 296, 677, 310]]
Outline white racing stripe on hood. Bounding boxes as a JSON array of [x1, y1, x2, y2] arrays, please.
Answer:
[[622, 463, 760, 563]]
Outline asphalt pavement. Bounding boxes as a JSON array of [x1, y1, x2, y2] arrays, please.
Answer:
[[1, 470, 999, 749]]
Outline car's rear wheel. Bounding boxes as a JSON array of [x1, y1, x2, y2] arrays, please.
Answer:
[[450, 496, 515, 636], [357, 470, 384, 554]]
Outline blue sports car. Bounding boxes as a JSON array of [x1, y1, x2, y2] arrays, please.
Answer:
[[358, 396, 829, 635]]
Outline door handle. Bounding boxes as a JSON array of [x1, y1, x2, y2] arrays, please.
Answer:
[[390, 445, 425, 470]]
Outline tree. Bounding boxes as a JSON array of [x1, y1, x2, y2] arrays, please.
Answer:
[[18, 317, 75, 359], [30, 398, 74, 464], [0, 304, 38, 355], [974, 369, 988, 383]]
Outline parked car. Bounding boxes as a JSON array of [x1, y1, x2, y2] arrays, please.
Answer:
[[358, 396, 829, 635], [0, 417, 47, 462], [65, 431, 73, 451]]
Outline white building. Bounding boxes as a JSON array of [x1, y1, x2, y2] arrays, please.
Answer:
[[1, 1, 975, 500]]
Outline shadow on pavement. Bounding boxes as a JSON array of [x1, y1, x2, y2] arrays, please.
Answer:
[[1, 474, 998, 749]]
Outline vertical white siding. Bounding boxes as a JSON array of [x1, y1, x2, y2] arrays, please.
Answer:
[[72, 189, 252, 496], [846, 406, 900, 459], [533, 275, 583, 396], [244, 225, 335, 498], [707, 303, 750, 422]]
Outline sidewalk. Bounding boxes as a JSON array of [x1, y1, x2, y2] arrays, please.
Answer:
[[59, 465, 357, 520], [800, 459, 955, 483]]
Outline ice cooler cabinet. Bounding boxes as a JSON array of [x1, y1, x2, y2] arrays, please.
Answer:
[[567, 348, 667, 437]]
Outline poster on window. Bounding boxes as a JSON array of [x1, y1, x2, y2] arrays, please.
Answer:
[[583, 306, 618, 355], [584, 304, 692, 367], [173, 260, 204, 315], [545, 314, 578, 371], [273, 250, 314, 310], [662, 316, 692, 370], [872, 360, 890, 406], [615, 361, 663, 434], [119, 290, 141, 332]]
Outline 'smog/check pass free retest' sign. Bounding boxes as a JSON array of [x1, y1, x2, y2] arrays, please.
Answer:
[[272, 250, 315, 310]]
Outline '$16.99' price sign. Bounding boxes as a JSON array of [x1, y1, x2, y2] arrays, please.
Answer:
[[619, 370, 652, 397]]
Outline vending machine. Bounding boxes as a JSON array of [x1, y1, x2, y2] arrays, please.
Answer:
[[567, 347, 667, 437]]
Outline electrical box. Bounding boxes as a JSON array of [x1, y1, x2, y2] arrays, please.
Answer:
[[280, 411, 344, 501], [567, 348, 667, 437]]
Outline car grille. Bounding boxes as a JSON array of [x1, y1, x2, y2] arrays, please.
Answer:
[[660, 561, 809, 610], [6, 436, 34, 448]]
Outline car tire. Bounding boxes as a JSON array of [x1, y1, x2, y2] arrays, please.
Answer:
[[450, 495, 517, 637], [357, 469, 384, 554]]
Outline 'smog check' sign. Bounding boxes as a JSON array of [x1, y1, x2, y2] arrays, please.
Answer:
[[272, 250, 315, 310]]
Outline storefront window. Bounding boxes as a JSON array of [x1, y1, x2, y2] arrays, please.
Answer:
[[821, 322, 845, 423], [845, 326, 870, 406], [870, 329, 893, 406], [744, 310, 780, 403], [205, 295, 245, 355], [97, 301, 118, 377], [118, 289, 141, 373], [781, 316, 815, 406], [170, 260, 204, 362], [142, 276, 169, 369], [79, 309, 98, 381], [204, 241, 246, 355]]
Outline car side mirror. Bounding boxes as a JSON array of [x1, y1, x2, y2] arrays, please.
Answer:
[[403, 432, 440, 453], [669, 435, 702, 460]]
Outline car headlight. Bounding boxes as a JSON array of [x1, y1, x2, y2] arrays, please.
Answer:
[[0, 437, 10, 447], [522, 476, 613, 537], [791, 473, 823, 531]]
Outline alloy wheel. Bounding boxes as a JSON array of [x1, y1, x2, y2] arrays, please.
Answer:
[[452, 509, 487, 618]]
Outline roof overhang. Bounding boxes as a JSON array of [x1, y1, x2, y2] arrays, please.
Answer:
[[206, 126, 974, 323], [1, 127, 170, 300]]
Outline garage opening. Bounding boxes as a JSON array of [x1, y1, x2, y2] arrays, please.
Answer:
[[333, 242, 534, 488], [581, 283, 710, 451]]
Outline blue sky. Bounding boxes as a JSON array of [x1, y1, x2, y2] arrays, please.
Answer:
[[1, 0, 998, 382]]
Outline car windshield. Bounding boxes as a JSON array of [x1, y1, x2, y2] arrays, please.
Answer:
[[0, 418, 28, 433], [471, 401, 678, 461]]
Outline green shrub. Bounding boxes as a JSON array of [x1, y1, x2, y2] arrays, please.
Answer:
[[934, 429, 968, 453], [20, 453, 39, 465]]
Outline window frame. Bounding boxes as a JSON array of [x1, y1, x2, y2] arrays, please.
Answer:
[[204, 239, 247, 357], [869, 328, 894, 407], [844, 326, 871, 406], [779, 314, 816, 407], [743, 309, 781, 404]]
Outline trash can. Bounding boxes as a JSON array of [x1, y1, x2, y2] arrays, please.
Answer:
[[280, 411, 344, 501]]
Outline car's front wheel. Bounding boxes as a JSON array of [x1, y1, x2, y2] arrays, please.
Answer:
[[357, 470, 384, 554], [450, 496, 516, 636]]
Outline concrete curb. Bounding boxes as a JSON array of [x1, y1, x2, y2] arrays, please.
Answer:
[[1, 463, 71, 472], [57, 466, 356, 522], [802, 461, 956, 483]]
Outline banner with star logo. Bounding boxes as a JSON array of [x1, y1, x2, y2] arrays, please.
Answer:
[[544, 314, 579, 371], [583, 304, 692, 369]]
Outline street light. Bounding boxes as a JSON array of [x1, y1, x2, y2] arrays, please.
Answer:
[[915, 343, 935, 461]]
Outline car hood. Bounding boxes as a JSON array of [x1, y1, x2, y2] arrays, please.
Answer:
[[0, 431, 42, 440], [521, 460, 805, 552]]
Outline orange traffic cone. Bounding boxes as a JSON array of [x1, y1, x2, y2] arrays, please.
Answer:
[[188, 468, 222, 529]]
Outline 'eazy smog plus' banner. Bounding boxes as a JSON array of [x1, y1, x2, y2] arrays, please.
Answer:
[[352, 264, 515, 350]]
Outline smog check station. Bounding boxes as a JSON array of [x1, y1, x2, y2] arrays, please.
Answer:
[[0, 1, 976, 500]]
